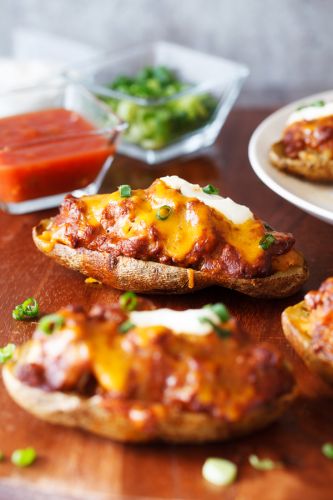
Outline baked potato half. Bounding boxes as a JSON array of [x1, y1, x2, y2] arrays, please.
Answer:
[[270, 102, 333, 181], [270, 141, 333, 182], [282, 278, 333, 384], [33, 176, 308, 297], [3, 302, 297, 443]]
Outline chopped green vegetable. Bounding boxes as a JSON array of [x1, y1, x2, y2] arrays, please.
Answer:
[[156, 205, 172, 221], [204, 303, 230, 323], [119, 184, 132, 198], [119, 292, 138, 312], [0, 343, 16, 364], [322, 443, 333, 460], [98, 65, 218, 150], [202, 458, 237, 486], [12, 297, 39, 321], [297, 99, 325, 111], [202, 184, 219, 195], [119, 320, 135, 334], [12, 305, 25, 320], [259, 234, 276, 250], [11, 447, 37, 468], [199, 317, 230, 339], [249, 454, 281, 471], [38, 314, 64, 335]]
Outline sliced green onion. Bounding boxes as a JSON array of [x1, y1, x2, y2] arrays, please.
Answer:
[[259, 233, 276, 250], [322, 443, 333, 460], [12, 297, 39, 320], [38, 314, 64, 335], [297, 99, 325, 111], [199, 317, 230, 339], [11, 447, 37, 468], [156, 205, 172, 221], [0, 343, 16, 364], [12, 305, 25, 321], [21, 298, 39, 318], [202, 458, 237, 486], [119, 320, 135, 334], [119, 184, 132, 198], [202, 184, 219, 195], [204, 303, 230, 323], [119, 292, 138, 312], [249, 454, 280, 471]]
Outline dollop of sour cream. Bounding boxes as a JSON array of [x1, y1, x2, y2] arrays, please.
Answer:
[[160, 175, 253, 225], [287, 101, 333, 125], [129, 308, 222, 336]]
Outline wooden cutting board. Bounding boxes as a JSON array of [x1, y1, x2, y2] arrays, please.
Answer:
[[1, 109, 333, 500]]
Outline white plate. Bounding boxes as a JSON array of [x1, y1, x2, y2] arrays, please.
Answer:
[[248, 90, 333, 225]]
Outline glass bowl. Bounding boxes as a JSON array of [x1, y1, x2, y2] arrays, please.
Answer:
[[65, 41, 249, 164], [0, 83, 125, 214]]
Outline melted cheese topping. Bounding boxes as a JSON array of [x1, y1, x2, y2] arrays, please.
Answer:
[[64, 177, 265, 266], [161, 176, 253, 224], [287, 101, 333, 125]]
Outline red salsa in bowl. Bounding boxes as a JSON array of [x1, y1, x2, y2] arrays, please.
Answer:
[[0, 84, 124, 214]]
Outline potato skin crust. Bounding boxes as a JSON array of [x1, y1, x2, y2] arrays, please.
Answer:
[[3, 362, 296, 443], [282, 301, 333, 385], [270, 141, 333, 182], [33, 221, 309, 298]]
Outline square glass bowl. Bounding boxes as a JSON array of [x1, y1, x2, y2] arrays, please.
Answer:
[[65, 42, 249, 164], [0, 83, 125, 214]]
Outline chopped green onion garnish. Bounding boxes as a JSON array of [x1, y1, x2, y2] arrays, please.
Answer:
[[21, 298, 39, 317], [202, 458, 237, 486], [199, 317, 230, 339], [12, 305, 25, 321], [249, 454, 280, 471], [322, 443, 333, 460], [156, 205, 172, 221], [11, 447, 37, 468], [202, 184, 219, 195], [38, 314, 64, 335], [0, 343, 16, 364], [204, 303, 230, 323], [0, 451, 4, 461], [119, 184, 132, 198], [119, 291, 138, 312], [119, 320, 135, 334], [12, 297, 39, 320], [297, 99, 325, 111], [259, 233, 276, 250]]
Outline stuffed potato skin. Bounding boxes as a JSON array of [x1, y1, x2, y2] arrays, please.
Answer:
[[282, 278, 333, 384], [33, 219, 308, 298], [3, 304, 296, 443]]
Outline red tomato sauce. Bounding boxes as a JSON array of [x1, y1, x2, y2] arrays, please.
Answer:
[[0, 108, 115, 203]]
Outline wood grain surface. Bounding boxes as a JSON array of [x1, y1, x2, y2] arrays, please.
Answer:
[[1, 109, 333, 500]]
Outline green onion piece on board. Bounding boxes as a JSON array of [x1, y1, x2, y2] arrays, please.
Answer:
[[249, 454, 281, 471], [202, 458, 237, 486], [11, 447, 37, 468], [0, 343, 16, 364], [322, 443, 333, 460]]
